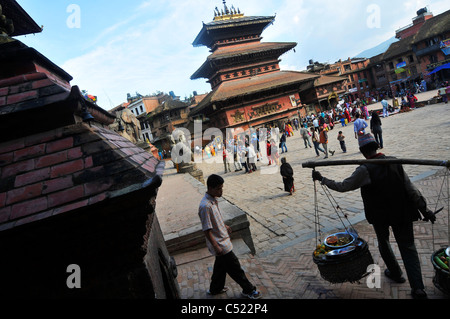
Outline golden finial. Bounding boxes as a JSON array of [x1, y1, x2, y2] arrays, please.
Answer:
[[213, 1, 244, 21]]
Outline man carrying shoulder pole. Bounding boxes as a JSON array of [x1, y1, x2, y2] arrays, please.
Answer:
[[310, 133, 438, 299]]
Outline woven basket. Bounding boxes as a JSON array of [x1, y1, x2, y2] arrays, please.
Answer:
[[313, 238, 374, 284], [431, 248, 450, 295]]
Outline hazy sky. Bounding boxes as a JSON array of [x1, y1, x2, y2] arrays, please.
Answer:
[[16, 0, 449, 110]]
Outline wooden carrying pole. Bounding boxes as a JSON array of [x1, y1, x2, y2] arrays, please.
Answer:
[[302, 159, 450, 169]]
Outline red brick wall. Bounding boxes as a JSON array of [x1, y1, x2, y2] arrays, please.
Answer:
[[0, 124, 162, 231]]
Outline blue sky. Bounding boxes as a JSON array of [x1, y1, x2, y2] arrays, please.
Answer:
[[16, 0, 449, 110]]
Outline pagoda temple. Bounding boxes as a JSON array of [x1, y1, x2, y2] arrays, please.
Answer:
[[190, 1, 321, 133]]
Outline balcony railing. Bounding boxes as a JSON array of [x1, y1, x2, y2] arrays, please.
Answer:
[[414, 43, 440, 57]]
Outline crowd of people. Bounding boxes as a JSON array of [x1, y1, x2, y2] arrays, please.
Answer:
[[199, 102, 385, 180], [203, 101, 391, 200], [195, 81, 450, 180]]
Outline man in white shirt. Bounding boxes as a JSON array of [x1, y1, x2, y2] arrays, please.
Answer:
[[198, 175, 261, 299], [313, 117, 319, 132]]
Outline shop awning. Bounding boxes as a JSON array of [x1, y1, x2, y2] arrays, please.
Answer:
[[428, 62, 450, 75]]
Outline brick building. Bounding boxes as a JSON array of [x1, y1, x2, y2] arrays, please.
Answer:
[[364, 7, 450, 96], [307, 58, 372, 103], [146, 96, 190, 156], [0, 0, 179, 298], [412, 9, 450, 85], [299, 74, 347, 115], [395, 7, 435, 40], [382, 35, 420, 95]]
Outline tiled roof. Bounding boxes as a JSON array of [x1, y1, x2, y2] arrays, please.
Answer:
[[383, 9, 450, 60], [0, 125, 164, 231], [210, 42, 297, 60], [190, 71, 319, 115], [314, 74, 347, 86], [382, 36, 416, 60], [193, 15, 275, 47], [191, 42, 297, 79], [413, 9, 450, 44], [0, 70, 71, 115], [203, 16, 275, 28], [0, 39, 73, 116], [148, 98, 188, 117]]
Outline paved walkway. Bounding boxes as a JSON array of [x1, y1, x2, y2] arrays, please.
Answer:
[[159, 90, 450, 299]]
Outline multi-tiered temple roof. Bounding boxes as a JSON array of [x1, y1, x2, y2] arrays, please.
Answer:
[[190, 1, 319, 120]]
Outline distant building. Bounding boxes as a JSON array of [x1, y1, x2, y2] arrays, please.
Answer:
[[412, 9, 450, 85], [126, 95, 164, 142], [306, 58, 372, 103], [395, 7, 434, 40], [377, 8, 450, 94], [381, 35, 420, 95], [330, 7, 450, 98], [365, 53, 390, 98], [299, 74, 347, 115], [146, 95, 190, 156]]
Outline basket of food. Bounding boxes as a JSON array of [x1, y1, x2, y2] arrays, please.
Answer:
[[313, 232, 374, 284], [324, 232, 356, 250], [431, 247, 450, 295]]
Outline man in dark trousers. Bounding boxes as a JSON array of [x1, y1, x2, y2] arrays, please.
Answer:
[[198, 174, 261, 299], [312, 134, 437, 299]]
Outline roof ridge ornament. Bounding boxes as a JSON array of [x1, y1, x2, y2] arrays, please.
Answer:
[[213, 1, 244, 21]]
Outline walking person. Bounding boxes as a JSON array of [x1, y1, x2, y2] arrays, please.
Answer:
[[340, 112, 347, 127], [280, 157, 295, 195], [381, 98, 389, 118], [312, 134, 437, 299], [246, 143, 257, 173], [270, 138, 280, 166], [337, 131, 347, 153], [233, 140, 243, 172], [370, 111, 384, 149], [311, 127, 326, 157], [300, 126, 312, 149], [266, 140, 273, 166], [319, 126, 335, 159], [223, 148, 231, 173], [344, 107, 351, 124], [199, 174, 262, 299], [353, 113, 368, 140], [239, 142, 249, 173], [280, 132, 288, 153], [313, 116, 320, 132]]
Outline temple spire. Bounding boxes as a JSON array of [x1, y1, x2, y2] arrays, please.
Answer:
[[223, 0, 229, 15], [213, 1, 244, 21]]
